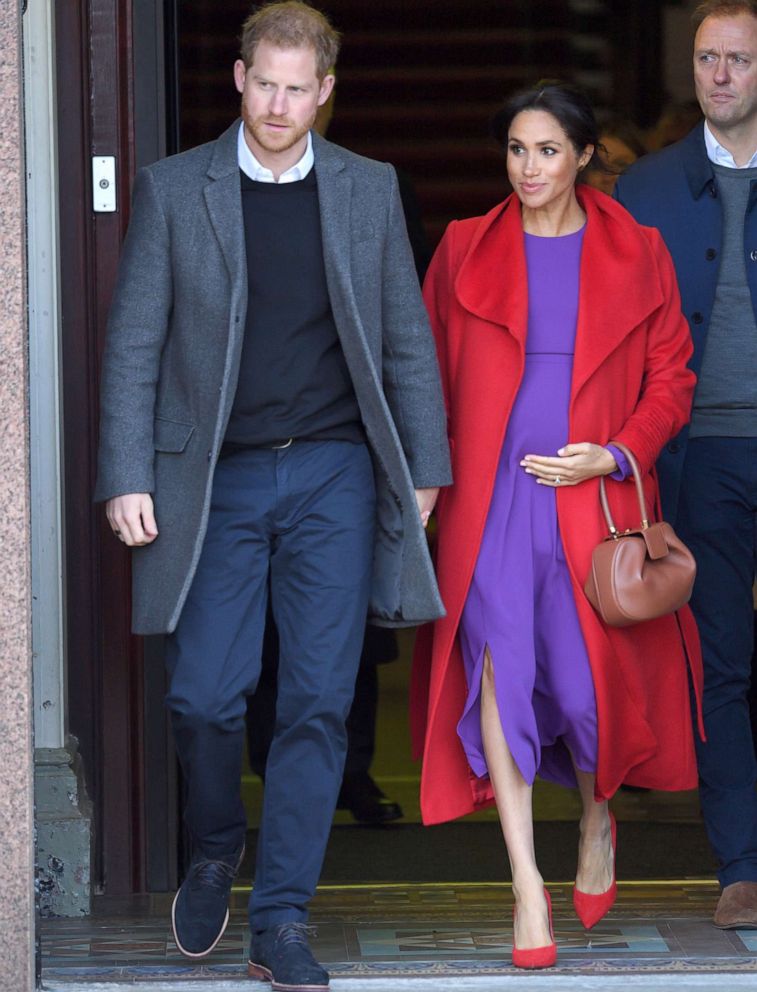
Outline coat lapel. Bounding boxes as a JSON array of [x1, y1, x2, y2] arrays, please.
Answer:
[[203, 120, 246, 292], [312, 133, 357, 326], [454, 196, 528, 348], [453, 187, 666, 399]]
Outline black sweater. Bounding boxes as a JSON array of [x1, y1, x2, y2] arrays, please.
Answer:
[[225, 168, 363, 446]]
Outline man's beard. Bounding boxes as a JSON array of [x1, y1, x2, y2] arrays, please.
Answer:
[[241, 100, 315, 156]]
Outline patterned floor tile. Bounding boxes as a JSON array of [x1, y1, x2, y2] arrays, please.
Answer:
[[40, 880, 757, 982]]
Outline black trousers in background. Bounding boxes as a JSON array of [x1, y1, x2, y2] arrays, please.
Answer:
[[677, 436, 757, 887]]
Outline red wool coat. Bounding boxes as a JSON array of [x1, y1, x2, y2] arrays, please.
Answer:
[[411, 186, 705, 826]]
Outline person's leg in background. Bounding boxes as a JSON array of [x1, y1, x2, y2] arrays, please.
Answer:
[[749, 611, 757, 756], [677, 436, 757, 927], [337, 625, 403, 823]]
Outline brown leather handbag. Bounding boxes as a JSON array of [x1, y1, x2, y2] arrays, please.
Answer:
[[583, 442, 696, 627]]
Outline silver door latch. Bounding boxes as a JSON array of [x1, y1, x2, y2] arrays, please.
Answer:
[[92, 157, 117, 213]]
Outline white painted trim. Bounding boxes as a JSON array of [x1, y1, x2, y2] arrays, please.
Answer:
[[24, 0, 67, 750]]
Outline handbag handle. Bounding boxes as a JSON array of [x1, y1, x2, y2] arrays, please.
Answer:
[[599, 441, 650, 538]]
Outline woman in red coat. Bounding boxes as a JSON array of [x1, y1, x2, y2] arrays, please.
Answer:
[[411, 83, 704, 969]]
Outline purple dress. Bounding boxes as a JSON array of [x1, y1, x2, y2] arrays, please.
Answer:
[[457, 226, 598, 789]]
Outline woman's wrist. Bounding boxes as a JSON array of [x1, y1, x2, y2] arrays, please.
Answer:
[[604, 444, 629, 480]]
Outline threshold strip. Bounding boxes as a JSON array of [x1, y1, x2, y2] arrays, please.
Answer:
[[231, 878, 719, 894]]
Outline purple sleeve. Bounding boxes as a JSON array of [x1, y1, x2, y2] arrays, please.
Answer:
[[605, 445, 630, 481]]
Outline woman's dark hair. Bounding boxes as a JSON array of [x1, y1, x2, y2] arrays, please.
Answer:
[[491, 80, 605, 172]]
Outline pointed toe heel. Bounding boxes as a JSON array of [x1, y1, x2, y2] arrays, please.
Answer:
[[511, 888, 557, 970], [573, 811, 617, 930]]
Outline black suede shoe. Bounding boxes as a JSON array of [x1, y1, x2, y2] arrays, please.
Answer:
[[248, 922, 329, 991], [171, 846, 244, 958], [337, 772, 403, 824]]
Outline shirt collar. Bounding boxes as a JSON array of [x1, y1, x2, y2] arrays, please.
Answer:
[[237, 123, 314, 183], [703, 120, 757, 169]]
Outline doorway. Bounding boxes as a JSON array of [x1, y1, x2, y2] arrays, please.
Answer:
[[56, 0, 706, 901]]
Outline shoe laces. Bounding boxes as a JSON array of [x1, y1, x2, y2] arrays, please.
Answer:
[[188, 857, 237, 890], [276, 922, 317, 946]]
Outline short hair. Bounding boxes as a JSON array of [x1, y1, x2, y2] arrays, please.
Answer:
[[693, 0, 757, 27], [491, 81, 604, 172], [240, 1, 340, 79]]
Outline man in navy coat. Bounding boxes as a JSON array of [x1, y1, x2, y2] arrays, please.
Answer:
[[616, 0, 757, 928]]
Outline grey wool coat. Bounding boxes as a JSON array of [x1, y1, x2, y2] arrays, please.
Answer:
[[95, 123, 451, 635]]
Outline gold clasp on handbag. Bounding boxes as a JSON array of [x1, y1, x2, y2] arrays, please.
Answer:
[[610, 525, 642, 540]]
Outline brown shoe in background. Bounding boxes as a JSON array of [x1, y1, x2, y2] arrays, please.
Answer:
[[713, 881, 757, 929]]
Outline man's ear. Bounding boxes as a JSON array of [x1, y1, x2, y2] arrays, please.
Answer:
[[233, 59, 247, 95], [317, 73, 336, 107]]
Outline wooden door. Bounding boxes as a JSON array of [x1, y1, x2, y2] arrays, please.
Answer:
[[55, 0, 178, 897]]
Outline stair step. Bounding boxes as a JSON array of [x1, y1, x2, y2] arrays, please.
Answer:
[[324, 0, 572, 29], [342, 140, 504, 175], [185, 60, 566, 88], [420, 177, 509, 202], [336, 63, 565, 83], [181, 27, 571, 62], [344, 27, 568, 47], [329, 103, 498, 141]]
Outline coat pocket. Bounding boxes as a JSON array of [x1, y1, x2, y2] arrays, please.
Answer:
[[153, 416, 195, 453]]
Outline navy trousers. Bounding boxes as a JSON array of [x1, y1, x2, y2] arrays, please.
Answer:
[[677, 436, 757, 886], [164, 440, 376, 928]]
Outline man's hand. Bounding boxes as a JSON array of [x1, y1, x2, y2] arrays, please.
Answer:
[[415, 487, 439, 528], [106, 493, 159, 546], [520, 442, 618, 487]]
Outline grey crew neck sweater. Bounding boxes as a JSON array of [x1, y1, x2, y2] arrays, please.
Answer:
[[689, 162, 757, 438]]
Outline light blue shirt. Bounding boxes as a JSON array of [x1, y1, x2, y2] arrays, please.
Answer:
[[237, 123, 314, 183]]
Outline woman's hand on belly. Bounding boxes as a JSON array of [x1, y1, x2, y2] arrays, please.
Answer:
[[520, 442, 617, 488]]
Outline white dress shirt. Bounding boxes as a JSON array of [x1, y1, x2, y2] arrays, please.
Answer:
[[237, 122, 314, 183], [703, 120, 757, 169]]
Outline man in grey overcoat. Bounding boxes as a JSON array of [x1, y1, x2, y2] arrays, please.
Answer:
[[94, 3, 450, 989]]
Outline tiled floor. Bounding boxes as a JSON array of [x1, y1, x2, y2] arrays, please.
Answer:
[[41, 881, 757, 985], [42, 648, 756, 988]]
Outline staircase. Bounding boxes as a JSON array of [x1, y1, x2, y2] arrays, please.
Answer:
[[177, 0, 616, 246]]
